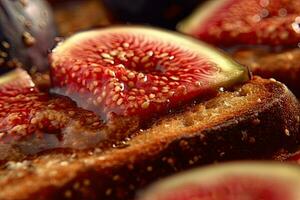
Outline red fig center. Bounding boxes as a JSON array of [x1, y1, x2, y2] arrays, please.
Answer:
[[154, 177, 291, 200], [51, 27, 249, 122]]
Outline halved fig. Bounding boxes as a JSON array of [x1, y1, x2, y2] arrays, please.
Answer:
[[0, 69, 137, 161], [138, 162, 300, 200], [178, 0, 300, 46], [178, 0, 300, 96], [50, 26, 249, 121]]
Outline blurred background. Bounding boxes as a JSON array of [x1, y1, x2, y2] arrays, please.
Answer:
[[48, 0, 203, 36]]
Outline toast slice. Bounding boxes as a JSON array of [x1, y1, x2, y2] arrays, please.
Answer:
[[0, 77, 299, 200], [233, 48, 300, 97]]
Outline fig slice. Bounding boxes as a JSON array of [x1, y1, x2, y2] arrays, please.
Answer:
[[50, 26, 249, 121], [0, 69, 117, 161], [138, 162, 300, 200], [178, 0, 300, 46]]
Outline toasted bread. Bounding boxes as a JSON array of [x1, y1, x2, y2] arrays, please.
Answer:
[[0, 77, 299, 200], [233, 48, 300, 97]]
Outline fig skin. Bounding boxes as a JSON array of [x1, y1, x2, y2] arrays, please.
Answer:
[[0, 0, 57, 75], [138, 162, 300, 200]]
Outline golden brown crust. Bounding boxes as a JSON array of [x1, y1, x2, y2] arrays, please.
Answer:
[[0, 77, 299, 200], [233, 48, 300, 96]]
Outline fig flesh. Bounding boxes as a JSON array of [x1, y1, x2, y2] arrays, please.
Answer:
[[178, 0, 300, 96], [0, 0, 57, 74], [0, 69, 118, 161], [50, 26, 250, 122], [138, 162, 300, 200], [178, 0, 300, 47]]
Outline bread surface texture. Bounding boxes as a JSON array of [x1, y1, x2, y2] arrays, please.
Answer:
[[233, 48, 300, 97], [0, 77, 299, 200]]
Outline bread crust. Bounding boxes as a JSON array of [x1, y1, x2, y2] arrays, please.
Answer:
[[233, 48, 300, 97], [0, 77, 299, 200]]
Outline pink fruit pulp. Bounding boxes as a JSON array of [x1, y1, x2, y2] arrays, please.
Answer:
[[149, 176, 291, 200], [51, 30, 220, 121], [185, 0, 300, 46]]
